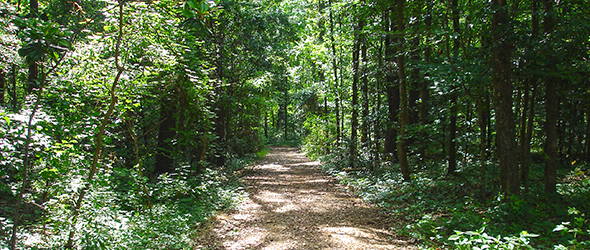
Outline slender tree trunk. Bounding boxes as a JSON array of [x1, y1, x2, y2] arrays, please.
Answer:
[[397, 0, 410, 181], [212, 15, 227, 166], [349, 17, 363, 168], [447, 0, 461, 175], [0, 71, 5, 103], [545, 80, 558, 194], [521, 0, 539, 193], [350, 15, 363, 168], [543, 0, 558, 194], [374, 35, 385, 162], [154, 92, 176, 175], [419, 0, 433, 161], [11, 66, 17, 109], [585, 107, 590, 158], [521, 84, 535, 191], [477, 96, 489, 197], [329, 0, 341, 144], [448, 94, 458, 174], [492, 0, 519, 195], [383, 9, 398, 161], [324, 96, 330, 154], [264, 111, 268, 139], [65, 2, 126, 247], [361, 40, 369, 146], [26, 0, 39, 94], [284, 89, 288, 140]]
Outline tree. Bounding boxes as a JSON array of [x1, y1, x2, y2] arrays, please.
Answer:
[[491, 0, 519, 195], [542, 0, 558, 194], [396, 0, 410, 181], [349, 5, 364, 168]]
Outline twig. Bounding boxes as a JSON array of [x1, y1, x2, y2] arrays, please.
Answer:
[[65, 1, 126, 248]]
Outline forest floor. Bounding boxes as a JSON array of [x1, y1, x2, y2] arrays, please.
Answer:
[[195, 146, 416, 250]]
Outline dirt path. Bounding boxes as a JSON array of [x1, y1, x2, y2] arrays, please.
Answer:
[[196, 147, 415, 250]]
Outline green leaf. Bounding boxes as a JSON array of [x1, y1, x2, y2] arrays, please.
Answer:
[[554, 224, 568, 232], [449, 234, 461, 241], [182, 5, 195, 18]]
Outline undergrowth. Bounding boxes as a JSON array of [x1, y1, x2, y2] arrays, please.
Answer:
[[315, 148, 590, 249], [1, 154, 260, 249]]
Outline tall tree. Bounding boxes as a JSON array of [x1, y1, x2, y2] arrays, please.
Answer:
[[329, 0, 341, 144], [447, 0, 461, 175], [397, 0, 410, 181], [542, 0, 558, 194], [519, 0, 540, 192], [26, 0, 39, 93], [491, 0, 519, 195], [383, 9, 399, 161], [350, 8, 364, 168]]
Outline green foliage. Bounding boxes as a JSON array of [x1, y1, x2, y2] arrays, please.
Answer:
[[553, 207, 590, 249], [182, 0, 222, 36], [15, 18, 72, 63], [448, 227, 537, 250]]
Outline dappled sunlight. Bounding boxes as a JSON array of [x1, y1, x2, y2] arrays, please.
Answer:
[[195, 147, 414, 249], [257, 163, 291, 172], [321, 226, 397, 249]]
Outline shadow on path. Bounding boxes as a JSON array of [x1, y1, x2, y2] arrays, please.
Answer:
[[195, 146, 415, 250]]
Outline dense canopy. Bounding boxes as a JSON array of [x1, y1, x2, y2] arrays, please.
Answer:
[[1, 0, 590, 248]]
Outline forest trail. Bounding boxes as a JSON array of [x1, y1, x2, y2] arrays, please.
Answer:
[[195, 146, 415, 250]]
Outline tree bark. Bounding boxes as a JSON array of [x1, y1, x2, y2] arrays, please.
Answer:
[[383, 9, 398, 161], [329, 0, 341, 144], [447, 0, 460, 175], [397, 0, 410, 181], [520, 0, 539, 193], [361, 39, 369, 147], [26, 0, 39, 94], [154, 92, 177, 175], [419, 0, 433, 161], [448, 93, 458, 174], [350, 14, 364, 168], [542, 0, 558, 194], [491, 0, 519, 195], [0, 71, 5, 103], [477, 95, 489, 197]]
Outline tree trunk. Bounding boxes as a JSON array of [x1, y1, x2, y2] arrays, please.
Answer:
[[0, 71, 5, 103], [585, 107, 590, 158], [520, 82, 535, 192], [374, 34, 385, 162], [477, 96, 489, 197], [397, 0, 410, 181], [155, 92, 177, 175], [329, 0, 341, 144], [284, 89, 288, 141], [383, 9, 398, 161], [521, 0, 539, 193], [11, 66, 17, 109], [448, 94, 458, 174], [543, 0, 558, 194], [492, 0, 519, 195], [350, 15, 363, 168], [361, 40, 369, 147], [26, 0, 39, 94], [447, 0, 460, 175], [545, 80, 558, 194], [419, 0, 433, 161]]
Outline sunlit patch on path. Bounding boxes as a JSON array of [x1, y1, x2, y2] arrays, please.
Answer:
[[195, 146, 414, 249]]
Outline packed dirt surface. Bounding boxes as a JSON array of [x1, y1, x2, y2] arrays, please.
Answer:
[[196, 146, 415, 249]]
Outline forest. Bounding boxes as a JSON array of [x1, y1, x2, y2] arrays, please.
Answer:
[[1, 0, 589, 249]]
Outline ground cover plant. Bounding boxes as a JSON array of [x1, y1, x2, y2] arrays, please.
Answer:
[[317, 154, 590, 249], [3, 0, 590, 249]]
